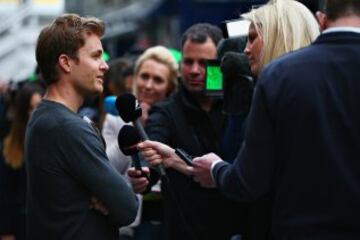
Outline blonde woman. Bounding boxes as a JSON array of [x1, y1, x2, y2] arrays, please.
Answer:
[[133, 46, 178, 123], [243, 0, 320, 76], [101, 46, 178, 239], [102, 45, 178, 175]]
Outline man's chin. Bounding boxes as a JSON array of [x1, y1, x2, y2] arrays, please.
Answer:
[[187, 88, 205, 96], [94, 87, 103, 95], [183, 84, 203, 92], [86, 86, 103, 97]]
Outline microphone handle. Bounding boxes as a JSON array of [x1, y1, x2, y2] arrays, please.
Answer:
[[131, 153, 150, 182], [133, 119, 149, 140], [132, 153, 142, 171], [133, 119, 166, 176]]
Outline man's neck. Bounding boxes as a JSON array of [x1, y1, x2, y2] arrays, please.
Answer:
[[45, 81, 84, 113], [327, 16, 360, 29]]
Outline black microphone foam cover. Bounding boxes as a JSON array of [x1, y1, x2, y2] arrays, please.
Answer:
[[221, 52, 254, 115], [118, 125, 141, 155], [115, 93, 142, 123]]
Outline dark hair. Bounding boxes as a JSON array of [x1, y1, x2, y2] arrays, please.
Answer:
[[323, 0, 360, 20], [103, 58, 132, 96], [3, 82, 45, 169], [181, 23, 223, 49], [36, 13, 105, 86]]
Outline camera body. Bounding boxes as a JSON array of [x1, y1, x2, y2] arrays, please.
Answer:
[[203, 18, 254, 115], [221, 19, 250, 39]]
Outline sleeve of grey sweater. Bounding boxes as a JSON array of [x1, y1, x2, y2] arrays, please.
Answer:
[[59, 120, 138, 227]]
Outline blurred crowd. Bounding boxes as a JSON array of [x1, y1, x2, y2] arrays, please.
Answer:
[[1, 0, 360, 239]]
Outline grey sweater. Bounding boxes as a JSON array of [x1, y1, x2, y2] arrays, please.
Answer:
[[25, 100, 138, 240]]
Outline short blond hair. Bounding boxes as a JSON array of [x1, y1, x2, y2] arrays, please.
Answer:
[[134, 46, 178, 95], [242, 0, 320, 72]]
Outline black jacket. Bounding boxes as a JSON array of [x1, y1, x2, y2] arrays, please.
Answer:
[[214, 32, 360, 239], [146, 85, 246, 240]]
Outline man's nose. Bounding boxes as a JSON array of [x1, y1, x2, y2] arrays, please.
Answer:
[[101, 60, 109, 71], [190, 62, 201, 73]]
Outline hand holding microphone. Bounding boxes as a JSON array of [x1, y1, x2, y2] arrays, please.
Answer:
[[137, 140, 194, 177], [118, 125, 151, 193], [116, 93, 196, 177], [115, 93, 166, 176], [117, 125, 145, 171], [118, 124, 194, 177], [118, 125, 173, 170]]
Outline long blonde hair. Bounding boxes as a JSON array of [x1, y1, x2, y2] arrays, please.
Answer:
[[242, 0, 320, 72]]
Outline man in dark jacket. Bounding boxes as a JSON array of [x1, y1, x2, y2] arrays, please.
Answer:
[[192, 0, 360, 239]]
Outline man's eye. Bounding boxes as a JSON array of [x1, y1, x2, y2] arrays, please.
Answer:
[[183, 59, 193, 66], [198, 60, 207, 67]]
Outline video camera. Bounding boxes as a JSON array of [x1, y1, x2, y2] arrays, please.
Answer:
[[203, 18, 254, 116]]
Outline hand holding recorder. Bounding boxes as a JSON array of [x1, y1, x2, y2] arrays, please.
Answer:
[[137, 140, 194, 177]]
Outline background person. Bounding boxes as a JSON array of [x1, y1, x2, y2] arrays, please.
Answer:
[[98, 57, 132, 129], [102, 45, 178, 240], [0, 82, 44, 240], [102, 46, 178, 177]]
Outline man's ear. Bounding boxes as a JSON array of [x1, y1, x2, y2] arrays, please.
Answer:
[[316, 11, 327, 32], [58, 54, 72, 73]]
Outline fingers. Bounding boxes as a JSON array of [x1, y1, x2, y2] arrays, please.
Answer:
[[138, 140, 175, 158], [131, 177, 149, 193], [191, 155, 217, 188], [192, 158, 208, 169], [127, 167, 149, 177], [137, 140, 158, 151], [89, 197, 109, 215], [183, 165, 195, 176], [127, 167, 149, 193], [141, 147, 163, 166]]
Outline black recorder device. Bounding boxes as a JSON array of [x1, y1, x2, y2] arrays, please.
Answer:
[[175, 148, 193, 166]]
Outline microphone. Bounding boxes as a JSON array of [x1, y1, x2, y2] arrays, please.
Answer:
[[115, 93, 166, 176], [117, 125, 144, 172], [220, 52, 254, 115], [103, 96, 119, 116]]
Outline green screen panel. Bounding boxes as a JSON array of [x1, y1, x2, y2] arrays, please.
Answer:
[[206, 66, 223, 90]]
